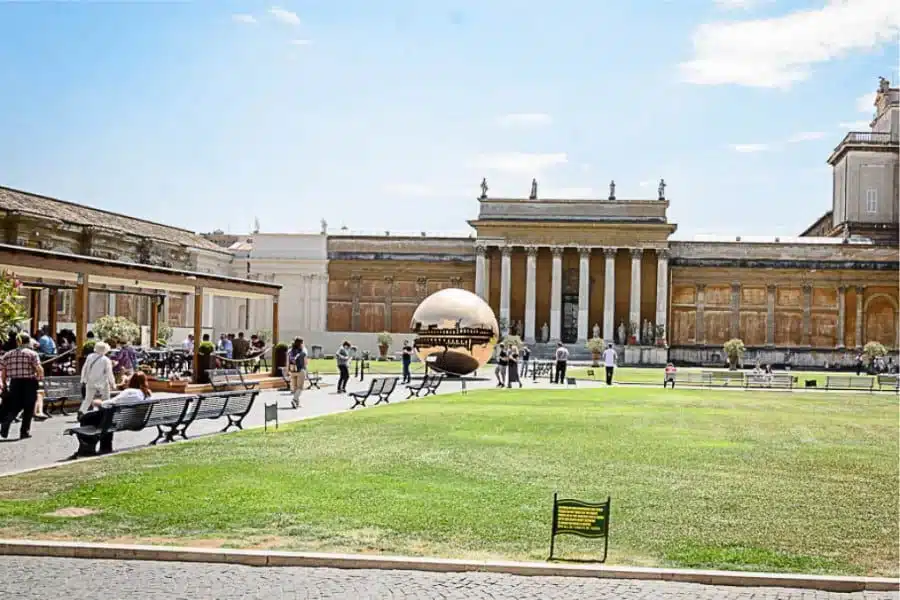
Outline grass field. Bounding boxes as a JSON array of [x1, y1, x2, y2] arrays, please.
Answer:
[[0, 388, 896, 576]]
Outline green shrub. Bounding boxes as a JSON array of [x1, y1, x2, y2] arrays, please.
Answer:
[[198, 341, 215, 355]]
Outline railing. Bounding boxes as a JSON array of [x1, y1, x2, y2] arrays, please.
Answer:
[[836, 131, 898, 147]]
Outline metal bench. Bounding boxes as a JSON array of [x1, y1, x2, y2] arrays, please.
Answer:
[[744, 373, 795, 390], [374, 377, 399, 405], [42, 376, 82, 416], [208, 368, 259, 392], [825, 375, 874, 391], [64, 398, 157, 454], [672, 372, 710, 387], [406, 374, 444, 398], [306, 371, 322, 389], [143, 395, 197, 444], [703, 371, 745, 387], [349, 378, 386, 409], [531, 361, 553, 382], [876, 374, 899, 392], [177, 390, 260, 438]]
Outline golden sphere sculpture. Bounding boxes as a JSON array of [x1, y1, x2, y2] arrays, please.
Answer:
[[410, 288, 499, 376]]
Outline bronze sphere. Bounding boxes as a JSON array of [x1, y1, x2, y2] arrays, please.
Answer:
[[410, 288, 499, 376]]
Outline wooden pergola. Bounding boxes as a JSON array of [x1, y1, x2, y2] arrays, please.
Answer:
[[0, 243, 281, 383]]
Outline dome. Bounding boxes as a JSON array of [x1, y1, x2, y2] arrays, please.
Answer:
[[410, 288, 499, 376]]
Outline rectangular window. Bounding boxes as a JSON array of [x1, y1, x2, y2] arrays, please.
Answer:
[[866, 188, 878, 213]]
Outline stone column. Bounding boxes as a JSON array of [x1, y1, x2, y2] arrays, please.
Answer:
[[855, 286, 865, 347], [320, 275, 329, 332], [766, 284, 776, 346], [836, 286, 846, 348], [524, 246, 537, 343], [730, 282, 741, 339], [550, 246, 563, 341], [629, 248, 642, 338], [474, 244, 487, 301], [802, 284, 812, 346], [500, 246, 512, 328], [305, 275, 313, 331], [695, 283, 706, 344], [603, 247, 616, 341], [383, 276, 394, 332], [107, 293, 116, 317], [577, 247, 591, 342], [350, 275, 361, 331], [655, 249, 669, 342]]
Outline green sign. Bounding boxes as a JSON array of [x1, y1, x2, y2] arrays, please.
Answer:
[[549, 493, 610, 561]]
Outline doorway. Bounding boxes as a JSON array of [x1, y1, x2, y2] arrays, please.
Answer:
[[562, 294, 578, 343]]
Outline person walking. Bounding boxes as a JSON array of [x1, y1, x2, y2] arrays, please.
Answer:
[[401, 340, 413, 384], [289, 338, 307, 408], [520, 345, 531, 380], [0, 334, 44, 440], [854, 353, 863, 376], [336, 341, 352, 393], [507, 346, 522, 388], [495, 344, 508, 387], [602, 343, 617, 385], [114, 339, 138, 385], [79, 341, 116, 415], [554, 342, 569, 384]]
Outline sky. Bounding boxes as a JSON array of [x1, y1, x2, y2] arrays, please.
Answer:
[[1, 0, 898, 240]]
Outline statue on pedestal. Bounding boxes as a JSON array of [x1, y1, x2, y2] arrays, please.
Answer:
[[658, 178, 666, 200], [617, 321, 626, 345], [320, 219, 328, 235], [480, 177, 489, 199], [608, 180, 616, 200], [643, 320, 652, 345], [592, 323, 600, 339], [529, 178, 538, 200], [541, 322, 549, 343]]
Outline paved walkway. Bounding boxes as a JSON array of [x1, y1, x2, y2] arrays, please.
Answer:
[[1, 557, 895, 600], [0, 373, 596, 476]]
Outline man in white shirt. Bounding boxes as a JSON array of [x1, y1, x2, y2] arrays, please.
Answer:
[[182, 334, 194, 354], [554, 342, 569, 384], [602, 343, 617, 385]]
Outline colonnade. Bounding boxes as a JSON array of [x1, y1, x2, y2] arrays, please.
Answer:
[[474, 244, 669, 344]]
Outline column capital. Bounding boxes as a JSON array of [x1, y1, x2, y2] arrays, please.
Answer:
[[855, 285, 866, 295], [603, 247, 617, 258], [550, 246, 564, 258], [838, 284, 847, 293], [383, 275, 394, 283], [802, 283, 813, 294], [657, 248, 670, 260], [731, 282, 741, 291], [350, 274, 362, 283], [474, 242, 488, 256], [525, 245, 539, 258], [577, 246, 592, 258], [500, 245, 512, 257], [696, 283, 706, 292], [629, 247, 643, 259], [766, 284, 776, 294]]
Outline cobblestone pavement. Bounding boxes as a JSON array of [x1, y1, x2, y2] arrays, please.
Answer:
[[0, 373, 601, 476], [0, 557, 896, 600]]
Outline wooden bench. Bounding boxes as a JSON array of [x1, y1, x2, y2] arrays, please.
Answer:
[[42, 376, 82, 416], [703, 371, 745, 387], [744, 373, 795, 390], [406, 374, 444, 398], [876, 374, 899, 392], [825, 375, 874, 391], [208, 368, 259, 392]]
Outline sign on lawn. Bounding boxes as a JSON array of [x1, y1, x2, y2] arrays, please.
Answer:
[[549, 493, 610, 562]]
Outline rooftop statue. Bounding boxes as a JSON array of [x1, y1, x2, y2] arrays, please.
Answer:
[[480, 177, 489, 199], [529, 178, 538, 200], [658, 178, 666, 200], [608, 180, 616, 200]]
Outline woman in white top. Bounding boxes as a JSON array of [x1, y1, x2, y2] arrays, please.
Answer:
[[79, 341, 116, 414]]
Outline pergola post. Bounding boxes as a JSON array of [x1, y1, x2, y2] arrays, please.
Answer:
[[29, 288, 40, 332], [270, 294, 280, 377], [193, 286, 204, 384], [150, 295, 160, 348], [74, 273, 90, 363], [48, 289, 58, 337]]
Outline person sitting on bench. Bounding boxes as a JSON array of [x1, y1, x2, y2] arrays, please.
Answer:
[[73, 372, 151, 457]]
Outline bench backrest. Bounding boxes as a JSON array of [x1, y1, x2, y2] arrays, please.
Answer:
[[43, 376, 82, 399], [188, 393, 233, 421], [367, 378, 386, 395], [144, 396, 195, 428], [827, 375, 873, 387], [208, 369, 230, 385], [877, 374, 899, 385], [109, 400, 156, 432], [381, 377, 398, 396], [705, 371, 743, 380], [224, 369, 245, 386], [211, 390, 257, 416]]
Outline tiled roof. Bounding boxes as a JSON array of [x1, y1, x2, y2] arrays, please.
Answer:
[[0, 185, 227, 253]]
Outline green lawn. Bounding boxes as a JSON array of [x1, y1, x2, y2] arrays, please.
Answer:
[[0, 388, 896, 576]]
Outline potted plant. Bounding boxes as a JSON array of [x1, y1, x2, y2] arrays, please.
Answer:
[[723, 338, 745, 371], [586, 337, 605, 367], [377, 331, 393, 359], [91, 315, 140, 348], [272, 342, 289, 377], [197, 341, 215, 384], [0, 271, 27, 334], [654, 324, 667, 347], [156, 323, 173, 348]]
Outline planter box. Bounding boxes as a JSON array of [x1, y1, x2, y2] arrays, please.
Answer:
[[147, 378, 189, 394]]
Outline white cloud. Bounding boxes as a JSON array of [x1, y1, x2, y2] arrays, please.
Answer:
[[838, 119, 871, 129], [731, 143, 770, 153], [384, 183, 435, 196], [472, 152, 568, 174], [855, 91, 876, 112], [232, 14, 257, 24], [496, 113, 552, 127], [269, 6, 301, 25], [290, 39, 312, 46], [679, 0, 900, 88], [786, 131, 825, 142]]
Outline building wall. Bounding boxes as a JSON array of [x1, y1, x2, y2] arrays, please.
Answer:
[[832, 151, 899, 226]]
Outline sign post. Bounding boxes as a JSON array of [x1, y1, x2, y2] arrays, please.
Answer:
[[549, 493, 610, 562]]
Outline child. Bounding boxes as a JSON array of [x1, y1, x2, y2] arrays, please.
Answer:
[[664, 363, 677, 389]]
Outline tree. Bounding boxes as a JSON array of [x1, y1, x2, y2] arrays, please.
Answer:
[[723, 338, 745, 370], [157, 323, 173, 346], [863, 341, 887, 365], [92, 315, 140, 345], [0, 271, 28, 334]]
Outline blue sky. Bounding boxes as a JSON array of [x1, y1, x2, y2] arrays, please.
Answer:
[[1, 0, 897, 239]]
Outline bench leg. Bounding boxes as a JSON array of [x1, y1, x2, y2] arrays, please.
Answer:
[[350, 397, 366, 409], [150, 426, 166, 446]]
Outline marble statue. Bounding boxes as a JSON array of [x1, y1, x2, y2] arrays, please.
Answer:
[[609, 180, 616, 200], [879, 76, 890, 93], [480, 177, 489, 199], [541, 322, 549, 342], [658, 178, 666, 200], [592, 323, 600, 339], [617, 321, 626, 345], [643, 320, 652, 345], [529, 178, 538, 200], [320, 219, 328, 235]]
